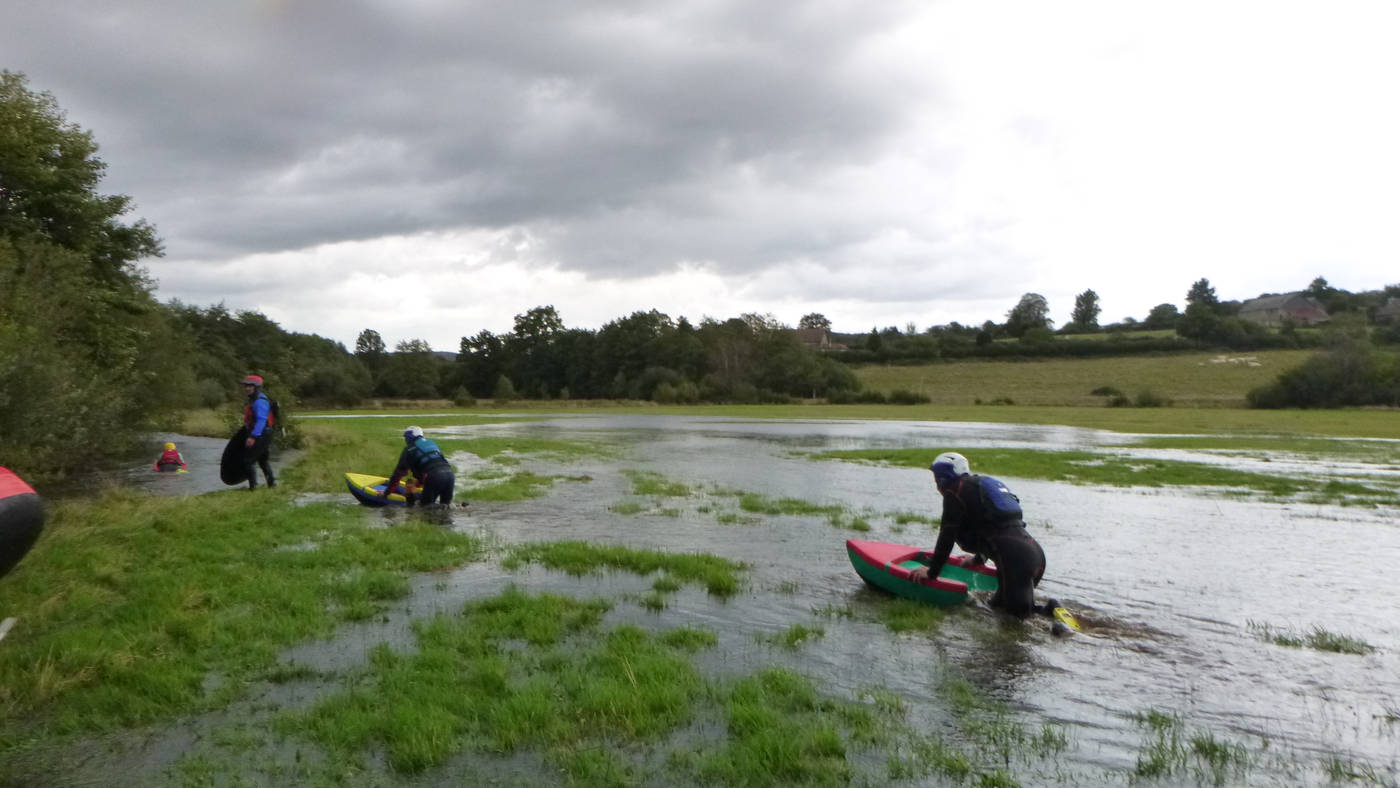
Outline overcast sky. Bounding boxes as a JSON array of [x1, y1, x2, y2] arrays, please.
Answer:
[[6, 1, 1397, 350]]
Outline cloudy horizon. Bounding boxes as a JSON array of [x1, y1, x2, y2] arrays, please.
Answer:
[[6, 1, 1397, 350]]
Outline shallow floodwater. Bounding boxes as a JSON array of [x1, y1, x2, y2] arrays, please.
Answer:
[[82, 416, 1400, 784]]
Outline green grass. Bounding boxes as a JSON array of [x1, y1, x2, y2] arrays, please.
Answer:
[[1130, 708, 1250, 785], [851, 350, 1315, 407], [443, 435, 616, 464], [465, 470, 563, 501], [623, 470, 693, 496], [1248, 621, 1375, 655], [812, 446, 1398, 505], [287, 588, 694, 774], [0, 490, 482, 740], [878, 598, 948, 633], [758, 623, 825, 649], [502, 540, 746, 597]]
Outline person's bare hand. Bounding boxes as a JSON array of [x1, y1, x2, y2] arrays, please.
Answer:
[[908, 567, 929, 583]]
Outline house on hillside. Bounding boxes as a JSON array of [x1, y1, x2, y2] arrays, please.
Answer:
[[1377, 297, 1400, 324], [1238, 292, 1329, 328], [793, 327, 848, 351]]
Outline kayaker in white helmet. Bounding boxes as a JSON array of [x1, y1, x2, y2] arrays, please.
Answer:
[[908, 451, 1059, 620]]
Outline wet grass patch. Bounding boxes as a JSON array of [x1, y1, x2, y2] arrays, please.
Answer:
[[1130, 708, 1250, 785], [0, 490, 483, 744], [811, 447, 1398, 505], [465, 470, 565, 501], [877, 598, 949, 633], [723, 491, 876, 532], [281, 589, 990, 786], [623, 469, 693, 497], [757, 623, 825, 649], [446, 435, 617, 465], [1113, 435, 1400, 464], [502, 541, 746, 597], [1248, 621, 1375, 655]]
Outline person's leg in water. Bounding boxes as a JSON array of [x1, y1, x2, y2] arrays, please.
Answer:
[[420, 471, 455, 506], [987, 529, 1045, 619]]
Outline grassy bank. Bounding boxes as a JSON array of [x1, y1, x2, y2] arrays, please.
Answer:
[[0, 488, 484, 743]]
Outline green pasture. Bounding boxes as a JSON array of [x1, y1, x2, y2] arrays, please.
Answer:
[[850, 350, 1314, 407]]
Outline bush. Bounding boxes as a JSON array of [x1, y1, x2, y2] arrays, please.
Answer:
[[491, 374, 516, 402], [827, 390, 887, 404], [886, 389, 931, 405], [1090, 385, 1123, 397], [1248, 341, 1399, 408], [451, 386, 477, 407], [1134, 389, 1170, 407]]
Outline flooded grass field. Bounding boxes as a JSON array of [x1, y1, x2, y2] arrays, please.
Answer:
[[3, 413, 1398, 786]]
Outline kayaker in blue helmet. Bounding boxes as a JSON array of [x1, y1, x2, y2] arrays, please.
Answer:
[[382, 426, 456, 506], [908, 452, 1057, 619]]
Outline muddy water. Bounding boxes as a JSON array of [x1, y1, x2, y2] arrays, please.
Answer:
[[111, 416, 1400, 784]]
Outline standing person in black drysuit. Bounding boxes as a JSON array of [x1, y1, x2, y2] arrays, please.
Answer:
[[240, 374, 276, 490], [907, 452, 1057, 619], [382, 426, 456, 506]]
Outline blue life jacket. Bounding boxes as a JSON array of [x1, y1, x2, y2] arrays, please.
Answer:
[[406, 437, 449, 474], [976, 475, 1023, 522]]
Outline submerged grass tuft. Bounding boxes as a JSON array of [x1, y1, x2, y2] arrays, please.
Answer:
[[758, 624, 825, 649], [1130, 708, 1249, 785], [503, 540, 746, 597], [878, 598, 948, 633], [1248, 621, 1375, 655]]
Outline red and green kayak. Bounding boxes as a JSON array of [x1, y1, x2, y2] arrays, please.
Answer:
[[846, 539, 999, 606]]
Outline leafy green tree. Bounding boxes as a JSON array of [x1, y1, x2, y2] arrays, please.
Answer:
[[1142, 303, 1181, 330], [355, 328, 386, 357], [382, 338, 441, 398], [1, 71, 161, 282], [456, 330, 505, 398], [1306, 276, 1333, 301], [1186, 278, 1219, 309], [799, 313, 832, 330], [1, 72, 180, 477], [1005, 293, 1052, 338], [1070, 289, 1101, 331]]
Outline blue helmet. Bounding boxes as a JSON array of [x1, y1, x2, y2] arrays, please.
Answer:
[[404, 426, 424, 442]]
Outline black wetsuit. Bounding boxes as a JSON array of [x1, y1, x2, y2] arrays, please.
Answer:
[[387, 437, 455, 506], [918, 473, 1046, 619]]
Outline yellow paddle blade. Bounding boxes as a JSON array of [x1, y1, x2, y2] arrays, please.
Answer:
[[1052, 605, 1081, 631]]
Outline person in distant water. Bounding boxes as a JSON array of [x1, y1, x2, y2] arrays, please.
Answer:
[[907, 452, 1056, 620], [382, 426, 455, 506], [153, 442, 187, 472], [241, 375, 276, 490]]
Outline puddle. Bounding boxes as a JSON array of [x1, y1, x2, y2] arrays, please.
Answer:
[[26, 415, 1400, 785]]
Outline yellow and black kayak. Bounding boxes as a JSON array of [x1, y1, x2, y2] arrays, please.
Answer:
[[345, 473, 418, 507]]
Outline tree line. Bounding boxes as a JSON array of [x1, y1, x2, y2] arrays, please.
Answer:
[[841, 279, 1400, 365], [3, 71, 1395, 479]]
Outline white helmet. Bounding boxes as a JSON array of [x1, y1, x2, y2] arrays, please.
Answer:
[[930, 452, 970, 490], [404, 425, 425, 441]]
